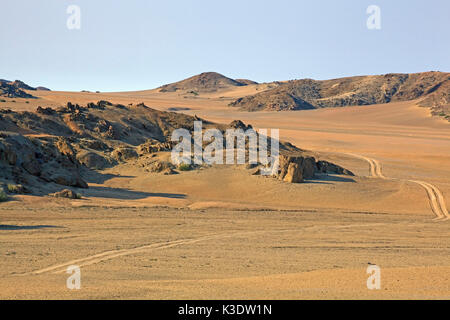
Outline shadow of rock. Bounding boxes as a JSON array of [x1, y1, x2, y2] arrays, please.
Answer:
[[306, 174, 356, 184], [81, 170, 135, 184], [83, 186, 186, 200], [0, 225, 62, 231]]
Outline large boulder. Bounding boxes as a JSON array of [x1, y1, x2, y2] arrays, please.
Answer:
[[283, 162, 303, 183], [278, 155, 316, 182], [146, 160, 176, 174], [111, 147, 138, 162], [77, 151, 109, 170]]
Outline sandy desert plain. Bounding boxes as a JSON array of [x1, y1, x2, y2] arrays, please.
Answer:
[[1, 73, 450, 299]]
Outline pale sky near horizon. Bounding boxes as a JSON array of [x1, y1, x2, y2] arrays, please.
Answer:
[[1, 0, 449, 92]]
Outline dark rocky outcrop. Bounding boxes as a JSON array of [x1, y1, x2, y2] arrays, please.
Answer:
[[0, 82, 35, 98]]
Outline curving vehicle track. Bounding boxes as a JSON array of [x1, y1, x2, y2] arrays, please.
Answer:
[[347, 153, 449, 221]]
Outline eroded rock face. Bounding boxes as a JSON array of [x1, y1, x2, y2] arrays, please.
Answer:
[[0, 133, 88, 190]]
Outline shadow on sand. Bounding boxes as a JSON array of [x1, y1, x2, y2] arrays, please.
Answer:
[[82, 170, 135, 184], [307, 174, 356, 185], [83, 186, 186, 200], [0, 225, 62, 231]]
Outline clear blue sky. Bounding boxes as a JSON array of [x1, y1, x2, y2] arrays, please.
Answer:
[[1, 0, 449, 92]]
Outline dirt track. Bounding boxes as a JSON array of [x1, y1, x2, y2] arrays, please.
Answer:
[[348, 153, 449, 221]]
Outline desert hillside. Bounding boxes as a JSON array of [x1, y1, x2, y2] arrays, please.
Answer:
[[228, 72, 450, 118], [1, 72, 450, 300]]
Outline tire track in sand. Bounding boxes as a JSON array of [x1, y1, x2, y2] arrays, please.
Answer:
[[21, 224, 385, 276], [23, 233, 234, 276], [409, 180, 449, 221], [347, 153, 449, 221]]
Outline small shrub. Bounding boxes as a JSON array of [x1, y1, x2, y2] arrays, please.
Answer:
[[7, 184, 24, 194], [0, 191, 8, 202], [178, 163, 191, 171], [25, 101, 29, 104], [51, 189, 80, 199]]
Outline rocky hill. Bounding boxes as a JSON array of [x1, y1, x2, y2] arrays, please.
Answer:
[[8, 80, 36, 91], [0, 81, 35, 98], [0, 101, 352, 197], [0, 79, 51, 98], [229, 72, 450, 117], [159, 72, 255, 93]]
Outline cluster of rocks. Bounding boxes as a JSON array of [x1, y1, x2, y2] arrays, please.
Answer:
[[137, 140, 174, 155], [0, 100, 356, 198]]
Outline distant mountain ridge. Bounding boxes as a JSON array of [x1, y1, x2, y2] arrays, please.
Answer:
[[158, 72, 257, 93], [228, 72, 450, 117]]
